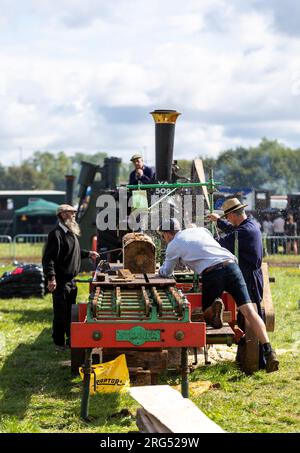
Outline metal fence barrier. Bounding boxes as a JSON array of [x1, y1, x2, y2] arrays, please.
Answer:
[[0, 235, 13, 260], [1, 233, 300, 261], [12, 234, 48, 261], [263, 234, 300, 255], [0, 235, 12, 244]]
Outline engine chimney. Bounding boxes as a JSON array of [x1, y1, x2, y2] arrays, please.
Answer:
[[65, 174, 75, 206], [77, 161, 98, 199], [101, 157, 122, 189], [150, 109, 181, 182]]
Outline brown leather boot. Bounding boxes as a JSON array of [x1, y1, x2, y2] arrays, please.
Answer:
[[264, 349, 279, 373], [204, 298, 224, 329]]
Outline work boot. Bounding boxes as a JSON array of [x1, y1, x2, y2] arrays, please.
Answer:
[[211, 298, 224, 329], [264, 349, 279, 373], [55, 345, 66, 352], [204, 298, 224, 329]]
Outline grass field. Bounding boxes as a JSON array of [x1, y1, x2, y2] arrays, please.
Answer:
[[1, 241, 300, 264], [0, 243, 45, 262], [0, 265, 299, 433]]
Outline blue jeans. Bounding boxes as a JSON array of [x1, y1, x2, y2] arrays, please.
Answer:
[[202, 262, 251, 311]]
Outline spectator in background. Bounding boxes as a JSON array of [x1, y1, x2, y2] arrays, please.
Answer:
[[285, 213, 298, 255], [273, 213, 286, 254], [252, 216, 262, 231], [262, 214, 274, 254]]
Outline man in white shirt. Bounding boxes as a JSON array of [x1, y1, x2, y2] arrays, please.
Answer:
[[158, 219, 279, 373]]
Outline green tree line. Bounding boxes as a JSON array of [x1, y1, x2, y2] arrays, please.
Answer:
[[200, 138, 300, 194], [0, 138, 299, 194], [0, 151, 131, 190]]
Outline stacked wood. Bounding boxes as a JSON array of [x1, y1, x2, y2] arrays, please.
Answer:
[[129, 368, 152, 386], [102, 348, 168, 384], [123, 233, 156, 273]]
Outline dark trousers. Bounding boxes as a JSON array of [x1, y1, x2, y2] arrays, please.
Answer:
[[202, 262, 251, 311], [273, 233, 286, 254], [52, 281, 77, 346]]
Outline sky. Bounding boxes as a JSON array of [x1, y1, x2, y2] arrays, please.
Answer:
[[0, 0, 300, 167]]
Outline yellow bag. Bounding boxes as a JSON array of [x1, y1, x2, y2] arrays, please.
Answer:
[[79, 354, 130, 395]]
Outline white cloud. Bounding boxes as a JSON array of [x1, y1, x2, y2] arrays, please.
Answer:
[[0, 0, 300, 168]]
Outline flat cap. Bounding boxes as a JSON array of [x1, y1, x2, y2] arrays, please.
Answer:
[[56, 204, 77, 215], [130, 153, 143, 162]]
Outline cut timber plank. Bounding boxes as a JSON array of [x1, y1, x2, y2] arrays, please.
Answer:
[[261, 262, 275, 332], [192, 159, 210, 209], [129, 385, 224, 433]]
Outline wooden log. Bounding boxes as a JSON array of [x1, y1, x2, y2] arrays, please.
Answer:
[[130, 385, 225, 433], [123, 233, 156, 273], [238, 305, 259, 374]]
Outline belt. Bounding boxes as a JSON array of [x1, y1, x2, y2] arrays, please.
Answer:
[[203, 260, 235, 274]]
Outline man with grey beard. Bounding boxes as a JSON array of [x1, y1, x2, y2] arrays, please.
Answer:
[[42, 204, 99, 351]]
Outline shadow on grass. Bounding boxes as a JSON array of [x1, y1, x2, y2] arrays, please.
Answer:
[[0, 325, 125, 427], [0, 327, 75, 418], [0, 308, 53, 324]]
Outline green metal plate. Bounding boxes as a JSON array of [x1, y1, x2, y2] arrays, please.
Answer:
[[116, 326, 161, 346]]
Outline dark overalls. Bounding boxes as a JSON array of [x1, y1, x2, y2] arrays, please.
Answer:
[[217, 216, 265, 367]]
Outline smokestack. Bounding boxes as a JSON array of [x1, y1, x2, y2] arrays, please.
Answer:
[[77, 161, 98, 199], [101, 157, 122, 189], [65, 175, 75, 205], [150, 109, 181, 182]]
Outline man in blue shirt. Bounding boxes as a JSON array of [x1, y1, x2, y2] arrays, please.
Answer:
[[207, 198, 263, 318], [207, 198, 266, 368], [129, 153, 154, 185]]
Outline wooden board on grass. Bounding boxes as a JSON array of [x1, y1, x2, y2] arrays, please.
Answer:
[[129, 385, 224, 433]]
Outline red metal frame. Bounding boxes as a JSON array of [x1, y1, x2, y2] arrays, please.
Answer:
[[78, 303, 87, 321], [71, 320, 206, 349], [184, 292, 237, 324], [72, 289, 238, 350]]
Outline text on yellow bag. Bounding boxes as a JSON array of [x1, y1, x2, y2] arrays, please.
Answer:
[[79, 354, 130, 395]]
